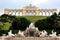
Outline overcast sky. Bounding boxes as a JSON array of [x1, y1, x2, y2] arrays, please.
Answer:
[[0, 0, 60, 12]]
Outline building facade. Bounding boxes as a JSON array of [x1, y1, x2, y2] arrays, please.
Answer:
[[4, 4, 57, 16]]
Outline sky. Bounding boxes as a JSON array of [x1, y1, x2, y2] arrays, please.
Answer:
[[0, 0, 60, 15]]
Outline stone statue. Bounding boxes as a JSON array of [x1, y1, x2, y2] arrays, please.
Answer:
[[8, 30, 15, 37], [49, 30, 57, 37], [40, 30, 47, 37], [44, 30, 47, 35], [29, 23, 35, 29], [18, 30, 25, 37]]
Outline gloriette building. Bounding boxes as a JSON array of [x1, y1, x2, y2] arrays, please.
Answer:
[[4, 4, 57, 16]]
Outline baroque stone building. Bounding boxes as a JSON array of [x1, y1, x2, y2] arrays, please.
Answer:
[[4, 4, 57, 16]]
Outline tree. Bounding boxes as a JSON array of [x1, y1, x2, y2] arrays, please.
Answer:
[[45, 12, 60, 30], [35, 20, 43, 30], [0, 22, 3, 30], [10, 17, 31, 31], [35, 12, 60, 30], [35, 19, 49, 30], [58, 12, 60, 16], [0, 14, 16, 23]]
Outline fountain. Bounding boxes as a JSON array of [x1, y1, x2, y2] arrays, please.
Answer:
[[7, 23, 58, 38], [2, 23, 60, 40]]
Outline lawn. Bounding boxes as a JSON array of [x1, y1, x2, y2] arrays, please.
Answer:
[[16, 16, 49, 23]]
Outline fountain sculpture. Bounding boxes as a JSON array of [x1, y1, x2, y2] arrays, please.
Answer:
[[24, 23, 40, 37], [8, 30, 15, 37], [49, 30, 57, 37], [18, 30, 25, 37], [7, 23, 57, 38], [40, 30, 48, 37]]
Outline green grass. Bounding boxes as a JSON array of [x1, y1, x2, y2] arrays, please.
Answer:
[[16, 16, 49, 23]]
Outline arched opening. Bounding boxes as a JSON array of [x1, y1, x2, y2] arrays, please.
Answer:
[[26, 11, 36, 16], [20, 12, 22, 16], [46, 12, 49, 16], [43, 12, 45, 16], [12, 12, 16, 16], [16, 12, 19, 16]]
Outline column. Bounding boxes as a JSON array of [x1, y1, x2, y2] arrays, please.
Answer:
[[12, 11, 14, 15], [41, 12, 43, 16], [48, 11, 50, 16], [39, 12, 40, 16], [19, 11, 21, 16], [16, 11, 19, 16], [22, 10, 26, 16], [26, 10, 28, 16], [45, 11, 46, 16], [50, 11, 53, 16], [35, 10, 40, 16], [46, 11, 48, 16], [18, 11, 20, 16], [11, 11, 14, 15], [15, 11, 17, 15], [33, 12, 36, 16]]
